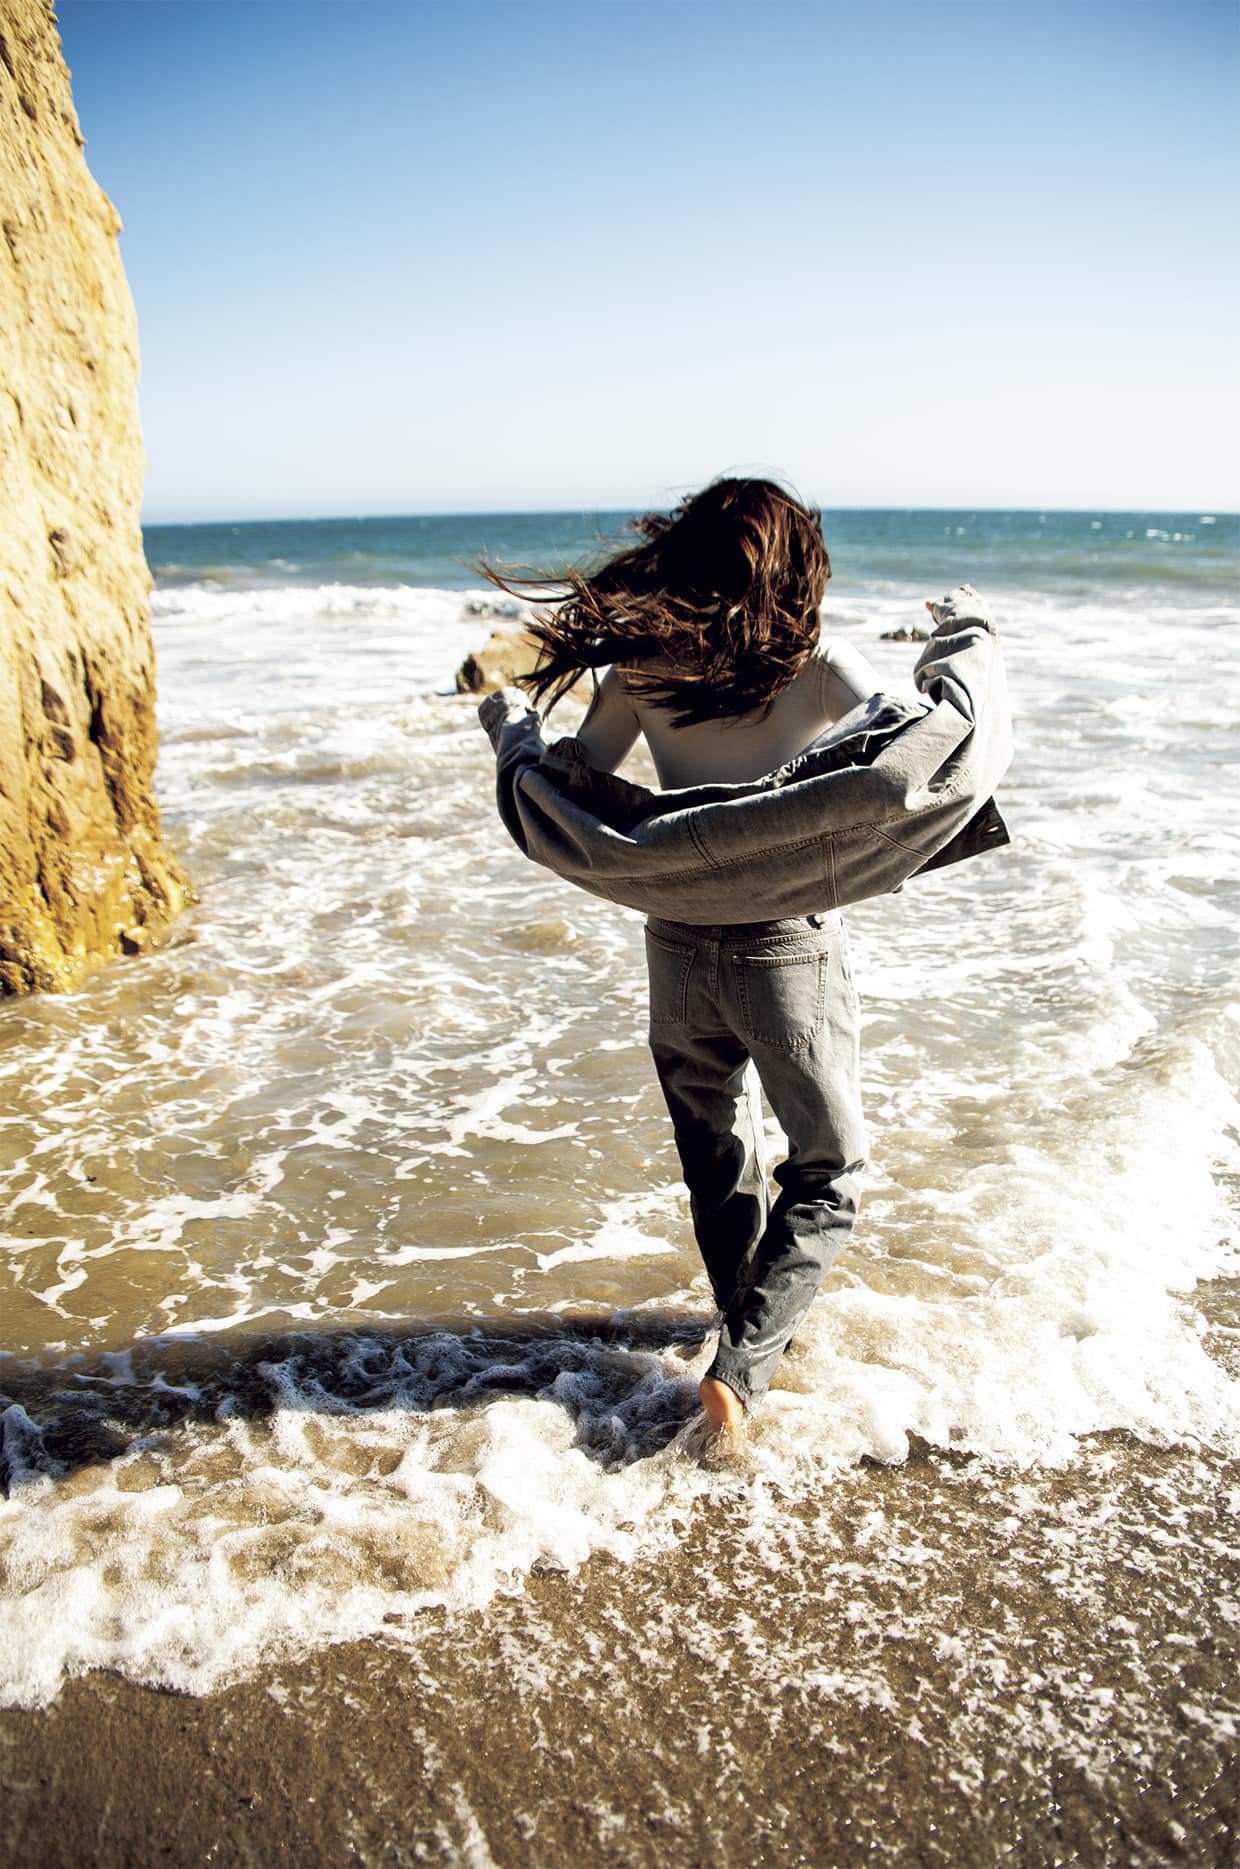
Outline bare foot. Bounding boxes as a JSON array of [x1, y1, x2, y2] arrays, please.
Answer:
[[699, 1375, 746, 1439]]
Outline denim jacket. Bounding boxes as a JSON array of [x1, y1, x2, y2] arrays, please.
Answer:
[[477, 586, 1013, 924]]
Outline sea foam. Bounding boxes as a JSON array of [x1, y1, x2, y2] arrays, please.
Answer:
[[1, 573, 1238, 1706]]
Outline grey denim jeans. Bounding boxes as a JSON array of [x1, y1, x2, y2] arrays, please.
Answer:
[[644, 908, 868, 1412]]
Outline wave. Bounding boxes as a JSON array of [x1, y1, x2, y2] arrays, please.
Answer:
[[2, 1009, 1237, 1708], [2, 554, 1238, 1711], [150, 581, 531, 627]]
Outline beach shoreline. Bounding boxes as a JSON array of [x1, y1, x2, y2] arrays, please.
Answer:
[[3, 1424, 1236, 1869], [2, 518, 1238, 1863]]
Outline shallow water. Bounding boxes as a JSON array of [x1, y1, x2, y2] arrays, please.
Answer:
[[1, 521, 1238, 1711]]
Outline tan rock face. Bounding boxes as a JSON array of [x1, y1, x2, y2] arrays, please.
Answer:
[[455, 625, 544, 697], [0, 0, 187, 995], [456, 623, 593, 704]]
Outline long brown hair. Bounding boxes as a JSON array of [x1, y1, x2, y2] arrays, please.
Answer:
[[472, 476, 831, 726]]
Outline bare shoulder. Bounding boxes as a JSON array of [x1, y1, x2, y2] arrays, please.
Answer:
[[813, 635, 882, 715]]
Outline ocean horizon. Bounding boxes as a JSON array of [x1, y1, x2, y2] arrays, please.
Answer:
[[142, 504, 1239, 600]]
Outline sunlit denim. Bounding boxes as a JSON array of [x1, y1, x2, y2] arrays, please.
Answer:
[[479, 589, 1012, 926], [478, 589, 1012, 1411], [643, 910, 866, 1411]]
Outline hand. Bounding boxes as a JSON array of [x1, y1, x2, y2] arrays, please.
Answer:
[[477, 685, 532, 731], [924, 584, 981, 629]]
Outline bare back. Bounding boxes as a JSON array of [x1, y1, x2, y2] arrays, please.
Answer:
[[575, 638, 881, 787]]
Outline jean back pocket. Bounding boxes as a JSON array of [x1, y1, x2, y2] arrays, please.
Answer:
[[644, 928, 696, 1026], [732, 946, 828, 1051]]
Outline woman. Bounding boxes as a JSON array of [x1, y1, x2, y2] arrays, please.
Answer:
[[478, 477, 881, 1440]]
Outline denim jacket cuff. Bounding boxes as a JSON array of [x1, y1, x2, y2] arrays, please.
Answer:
[[927, 584, 995, 636], [477, 686, 535, 749]]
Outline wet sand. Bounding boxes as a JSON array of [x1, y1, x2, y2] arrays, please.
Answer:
[[2, 1425, 1236, 1869]]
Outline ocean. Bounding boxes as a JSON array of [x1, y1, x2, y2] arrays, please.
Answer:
[[1, 506, 1238, 1862]]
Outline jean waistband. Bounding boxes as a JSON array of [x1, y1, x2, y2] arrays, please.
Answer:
[[646, 909, 842, 941]]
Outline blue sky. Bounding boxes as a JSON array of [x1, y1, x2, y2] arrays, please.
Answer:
[[57, 0, 1237, 521]]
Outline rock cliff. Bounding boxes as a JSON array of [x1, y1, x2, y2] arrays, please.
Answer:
[[0, 0, 187, 994]]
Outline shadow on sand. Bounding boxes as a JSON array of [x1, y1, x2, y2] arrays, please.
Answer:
[[0, 1310, 717, 1492]]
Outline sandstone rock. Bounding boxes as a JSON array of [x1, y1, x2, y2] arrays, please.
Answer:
[[880, 625, 931, 642], [455, 625, 542, 696], [0, 0, 188, 995], [456, 624, 595, 703]]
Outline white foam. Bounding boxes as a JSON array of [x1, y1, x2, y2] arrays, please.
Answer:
[[533, 1192, 682, 1272], [149, 580, 528, 629], [1, 569, 1238, 1707]]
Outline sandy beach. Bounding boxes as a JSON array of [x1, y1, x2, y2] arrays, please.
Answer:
[[3, 520, 1239, 1865], [4, 1408, 1237, 1868]]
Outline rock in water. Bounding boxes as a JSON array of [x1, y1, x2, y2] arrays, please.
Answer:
[[456, 625, 594, 701], [0, 0, 189, 995], [455, 626, 543, 696]]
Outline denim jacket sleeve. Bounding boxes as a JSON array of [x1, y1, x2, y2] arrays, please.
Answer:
[[477, 586, 1013, 923]]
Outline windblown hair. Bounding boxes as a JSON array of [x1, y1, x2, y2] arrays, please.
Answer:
[[472, 476, 831, 727]]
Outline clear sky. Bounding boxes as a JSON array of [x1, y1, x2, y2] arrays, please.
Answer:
[[56, 0, 1238, 522]]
